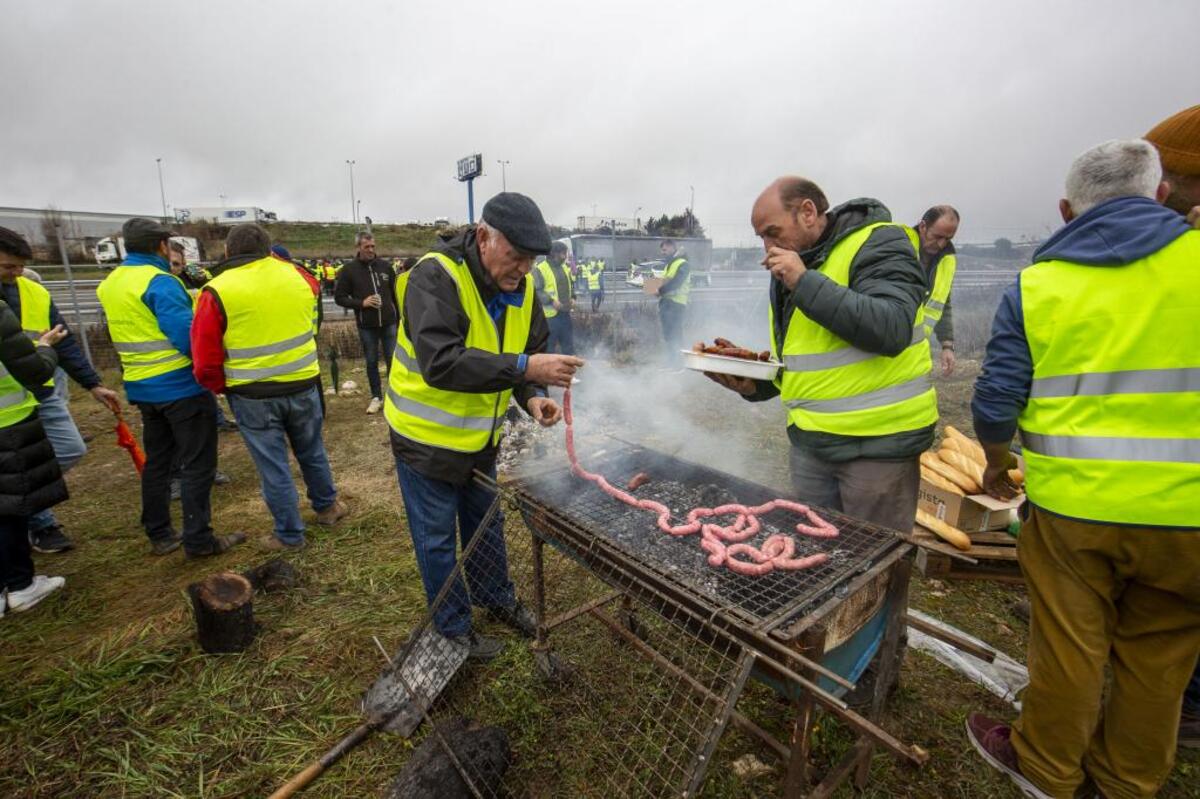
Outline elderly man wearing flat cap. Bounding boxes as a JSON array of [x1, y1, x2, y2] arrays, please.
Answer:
[[384, 192, 583, 660]]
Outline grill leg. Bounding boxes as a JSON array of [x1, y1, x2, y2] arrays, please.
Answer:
[[782, 626, 828, 798], [853, 557, 912, 789], [530, 532, 563, 681]]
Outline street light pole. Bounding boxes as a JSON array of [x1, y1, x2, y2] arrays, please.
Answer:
[[634, 206, 642, 232], [346, 159, 357, 224], [156, 158, 167, 219], [219, 193, 226, 208], [496, 159, 510, 191], [689, 185, 695, 235]]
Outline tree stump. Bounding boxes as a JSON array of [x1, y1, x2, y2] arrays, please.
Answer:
[[188, 572, 257, 654]]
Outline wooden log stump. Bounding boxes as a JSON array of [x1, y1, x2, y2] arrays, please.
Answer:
[[188, 572, 257, 653]]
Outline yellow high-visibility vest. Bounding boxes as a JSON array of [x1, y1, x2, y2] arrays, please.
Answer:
[[660, 257, 690, 305], [385, 252, 534, 452], [770, 222, 937, 437], [904, 227, 957, 337], [0, 360, 38, 428], [16, 276, 54, 387], [534, 260, 573, 319], [96, 265, 192, 385], [204, 256, 320, 387], [1017, 229, 1200, 527]]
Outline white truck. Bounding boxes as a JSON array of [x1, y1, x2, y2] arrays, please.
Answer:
[[95, 236, 202, 268], [175, 206, 278, 225]]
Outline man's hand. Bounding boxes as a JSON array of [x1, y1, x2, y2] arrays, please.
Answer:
[[37, 325, 67, 347], [704, 371, 757, 396], [90, 386, 122, 414], [981, 441, 1021, 500], [940, 346, 957, 377], [527, 397, 562, 427], [763, 247, 806, 290], [1188, 206, 1200, 228], [552, 300, 562, 311], [525, 354, 584, 388], [362, 293, 382, 309]]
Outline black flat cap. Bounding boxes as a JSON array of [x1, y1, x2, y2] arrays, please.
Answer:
[[122, 217, 174, 254], [481, 193, 551, 255]]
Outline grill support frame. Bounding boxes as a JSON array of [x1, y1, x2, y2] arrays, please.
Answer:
[[496, 458, 927, 798]]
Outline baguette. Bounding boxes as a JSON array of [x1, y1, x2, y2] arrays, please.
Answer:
[[938, 447, 986, 489], [920, 451, 980, 494], [921, 465, 965, 495], [944, 425, 987, 468], [916, 509, 972, 551]]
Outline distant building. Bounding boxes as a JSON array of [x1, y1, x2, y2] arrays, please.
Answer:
[[0, 206, 170, 259]]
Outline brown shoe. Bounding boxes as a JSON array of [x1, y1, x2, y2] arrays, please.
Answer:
[[185, 532, 247, 559], [314, 500, 349, 527], [259, 536, 305, 552], [965, 712, 1051, 799]]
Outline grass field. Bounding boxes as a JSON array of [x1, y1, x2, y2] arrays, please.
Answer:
[[0, 360, 1195, 798]]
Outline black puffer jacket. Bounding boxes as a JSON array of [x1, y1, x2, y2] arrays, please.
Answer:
[[0, 299, 66, 516], [749, 198, 935, 462]]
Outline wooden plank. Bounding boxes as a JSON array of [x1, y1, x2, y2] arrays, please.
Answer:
[[969, 531, 1018, 546]]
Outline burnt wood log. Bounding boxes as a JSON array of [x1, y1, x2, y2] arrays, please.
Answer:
[[188, 572, 257, 653], [242, 558, 299, 592]]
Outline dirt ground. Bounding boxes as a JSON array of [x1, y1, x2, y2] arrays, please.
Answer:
[[0, 359, 1195, 798]]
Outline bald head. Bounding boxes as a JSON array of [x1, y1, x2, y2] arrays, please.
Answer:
[[751, 176, 829, 254]]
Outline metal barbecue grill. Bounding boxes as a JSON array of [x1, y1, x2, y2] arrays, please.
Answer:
[[363, 443, 927, 799], [509, 445, 902, 634]]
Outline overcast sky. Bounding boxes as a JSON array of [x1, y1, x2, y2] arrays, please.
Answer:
[[3, 0, 1195, 246]]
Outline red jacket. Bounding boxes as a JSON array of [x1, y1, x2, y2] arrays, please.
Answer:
[[192, 255, 321, 395]]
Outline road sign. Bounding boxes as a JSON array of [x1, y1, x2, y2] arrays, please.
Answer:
[[456, 153, 482, 182]]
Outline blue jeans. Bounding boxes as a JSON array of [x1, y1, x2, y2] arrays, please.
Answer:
[[358, 324, 397, 400], [30, 371, 87, 534], [546, 313, 575, 355], [228, 386, 337, 545], [394, 459, 515, 638]]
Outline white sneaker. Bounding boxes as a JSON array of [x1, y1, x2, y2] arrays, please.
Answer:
[[366, 397, 383, 415], [6, 575, 65, 613]]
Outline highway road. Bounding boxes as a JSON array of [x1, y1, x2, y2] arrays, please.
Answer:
[[38, 268, 1022, 325]]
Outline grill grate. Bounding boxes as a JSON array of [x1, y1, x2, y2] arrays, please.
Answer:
[[509, 445, 900, 631]]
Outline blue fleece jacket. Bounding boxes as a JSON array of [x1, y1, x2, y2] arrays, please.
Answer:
[[119, 253, 205, 404], [971, 196, 1191, 444]]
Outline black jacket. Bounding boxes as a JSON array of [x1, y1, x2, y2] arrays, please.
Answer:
[[747, 198, 935, 462], [390, 228, 551, 485], [334, 256, 399, 329], [0, 280, 101, 400], [0, 299, 67, 516]]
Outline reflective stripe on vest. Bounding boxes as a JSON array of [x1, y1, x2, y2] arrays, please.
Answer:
[[96, 265, 192, 384], [385, 252, 534, 452], [771, 222, 937, 437], [535, 260, 571, 318], [923, 253, 956, 334], [1017, 230, 1200, 526], [16, 276, 55, 388], [0, 362, 39, 427], [660, 257, 690, 305], [205, 256, 320, 387]]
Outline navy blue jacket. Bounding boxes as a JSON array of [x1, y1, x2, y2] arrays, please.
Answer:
[[971, 197, 1191, 444]]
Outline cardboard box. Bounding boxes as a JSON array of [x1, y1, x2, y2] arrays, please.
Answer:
[[917, 482, 1022, 533], [641, 276, 664, 296]]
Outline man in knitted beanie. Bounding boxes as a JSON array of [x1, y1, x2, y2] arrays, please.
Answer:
[[1145, 103, 1200, 224], [1145, 103, 1200, 751]]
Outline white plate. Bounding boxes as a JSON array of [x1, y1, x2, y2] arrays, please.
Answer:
[[681, 350, 781, 380]]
